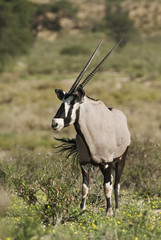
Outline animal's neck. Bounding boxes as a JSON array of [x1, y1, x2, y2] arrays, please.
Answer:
[[74, 97, 89, 139], [74, 96, 97, 140]]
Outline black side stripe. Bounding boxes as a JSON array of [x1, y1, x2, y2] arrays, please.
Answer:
[[64, 105, 73, 127], [74, 108, 93, 162]]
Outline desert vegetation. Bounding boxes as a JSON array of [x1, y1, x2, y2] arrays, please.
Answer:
[[0, 0, 161, 239]]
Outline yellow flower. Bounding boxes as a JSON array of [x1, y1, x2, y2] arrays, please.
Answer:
[[92, 223, 97, 229]]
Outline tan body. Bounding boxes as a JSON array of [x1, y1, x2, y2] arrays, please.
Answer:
[[76, 96, 131, 166]]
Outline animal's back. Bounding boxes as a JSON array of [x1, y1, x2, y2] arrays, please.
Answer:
[[77, 97, 130, 164]]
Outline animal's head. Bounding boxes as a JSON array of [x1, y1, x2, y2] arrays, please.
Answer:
[[52, 86, 85, 131], [52, 40, 121, 131]]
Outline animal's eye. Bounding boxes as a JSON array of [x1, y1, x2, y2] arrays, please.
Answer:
[[64, 95, 76, 105], [70, 98, 77, 105], [66, 100, 71, 105]]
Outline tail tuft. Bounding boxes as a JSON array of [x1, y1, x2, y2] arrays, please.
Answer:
[[54, 137, 79, 162]]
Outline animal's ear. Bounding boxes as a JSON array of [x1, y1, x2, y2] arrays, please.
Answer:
[[76, 86, 85, 103], [55, 89, 64, 100], [77, 86, 85, 98]]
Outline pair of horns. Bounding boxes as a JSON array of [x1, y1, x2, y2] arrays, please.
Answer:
[[68, 39, 121, 94]]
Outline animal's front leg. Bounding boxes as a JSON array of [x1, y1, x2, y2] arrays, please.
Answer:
[[80, 166, 89, 210], [100, 164, 113, 217]]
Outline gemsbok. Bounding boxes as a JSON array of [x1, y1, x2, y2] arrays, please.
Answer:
[[51, 41, 131, 216]]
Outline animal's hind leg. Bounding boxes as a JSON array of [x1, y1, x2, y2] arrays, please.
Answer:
[[80, 166, 89, 210], [100, 164, 113, 217], [114, 147, 129, 215]]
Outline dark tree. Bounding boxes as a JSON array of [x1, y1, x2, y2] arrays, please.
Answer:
[[105, 0, 137, 46], [0, 0, 34, 71]]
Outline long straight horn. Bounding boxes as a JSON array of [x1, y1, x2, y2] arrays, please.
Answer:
[[68, 40, 103, 94], [79, 40, 121, 89]]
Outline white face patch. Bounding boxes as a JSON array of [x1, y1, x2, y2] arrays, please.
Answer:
[[63, 95, 74, 117], [70, 102, 79, 124], [64, 102, 70, 118], [63, 96, 80, 125], [52, 118, 64, 131]]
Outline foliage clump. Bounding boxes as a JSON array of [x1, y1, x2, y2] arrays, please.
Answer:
[[50, 0, 78, 19], [105, 0, 137, 46], [0, 0, 35, 71], [124, 140, 161, 196], [33, 0, 78, 32], [0, 140, 161, 238], [60, 45, 90, 56]]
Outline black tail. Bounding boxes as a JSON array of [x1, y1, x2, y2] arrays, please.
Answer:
[[54, 137, 79, 162]]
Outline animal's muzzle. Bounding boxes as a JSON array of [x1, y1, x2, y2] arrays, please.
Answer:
[[51, 121, 58, 130], [51, 118, 64, 131]]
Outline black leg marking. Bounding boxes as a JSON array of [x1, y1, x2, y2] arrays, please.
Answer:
[[80, 166, 89, 210], [100, 164, 113, 217], [114, 147, 129, 214]]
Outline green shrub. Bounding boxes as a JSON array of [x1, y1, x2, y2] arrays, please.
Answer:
[[0, 140, 160, 228], [123, 140, 161, 196], [0, 0, 35, 71], [33, 0, 78, 32], [105, 0, 137, 46], [60, 45, 90, 56], [50, 0, 78, 19], [0, 150, 80, 224]]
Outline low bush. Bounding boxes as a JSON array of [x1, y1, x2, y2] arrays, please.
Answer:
[[105, 0, 138, 46], [124, 140, 161, 196], [50, 0, 78, 19], [33, 0, 78, 32], [0, 0, 35, 72], [0, 140, 161, 239], [60, 45, 90, 56], [0, 140, 160, 215]]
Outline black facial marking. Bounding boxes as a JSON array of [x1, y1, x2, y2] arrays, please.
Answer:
[[55, 89, 64, 100], [64, 93, 70, 99], [108, 107, 113, 111], [64, 105, 73, 127], [54, 103, 65, 119], [70, 97, 76, 105]]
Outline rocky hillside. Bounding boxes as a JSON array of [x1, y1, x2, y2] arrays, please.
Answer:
[[123, 1, 161, 36], [30, 0, 161, 40]]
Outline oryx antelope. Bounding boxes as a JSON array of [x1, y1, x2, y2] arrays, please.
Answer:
[[51, 41, 131, 216]]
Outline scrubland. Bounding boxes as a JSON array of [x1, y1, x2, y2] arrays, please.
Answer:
[[0, 32, 161, 239]]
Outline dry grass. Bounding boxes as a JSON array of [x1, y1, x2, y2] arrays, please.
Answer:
[[1, 66, 160, 152]]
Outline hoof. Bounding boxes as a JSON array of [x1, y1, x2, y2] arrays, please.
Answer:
[[115, 208, 120, 217], [106, 207, 113, 217]]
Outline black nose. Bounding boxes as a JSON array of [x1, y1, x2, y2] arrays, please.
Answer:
[[51, 121, 58, 129]]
